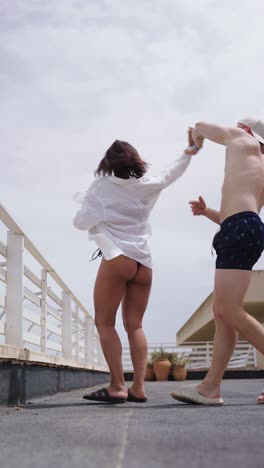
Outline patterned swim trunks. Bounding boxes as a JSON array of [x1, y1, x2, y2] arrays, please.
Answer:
[[212, 211, 264, 270]]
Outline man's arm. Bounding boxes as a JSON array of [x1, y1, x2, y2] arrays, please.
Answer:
[[189, 196, 220, 225], [204, 207, 221, 225], [192, 122, 242, 147]]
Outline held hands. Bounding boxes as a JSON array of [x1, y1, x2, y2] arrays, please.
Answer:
[[189, 196, 207, 216], [184, 127, 204, 155]]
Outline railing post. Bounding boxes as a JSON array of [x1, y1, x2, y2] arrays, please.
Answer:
[[41, 269, 47, 353], [75, 304, 79, 361], [98, 341, 106, 369], [206, 342, 210, 366], [255, 347, 264, 369], [5, 232, 24, 347], [95, 335, 100, 367], [62, 291, 72, 359], [85, 316, 94, 367]]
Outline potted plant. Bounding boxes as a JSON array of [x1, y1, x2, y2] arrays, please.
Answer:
[[145, 361, 156, 381], [151, 347, 171, 381], [170, 353, 191, 381]]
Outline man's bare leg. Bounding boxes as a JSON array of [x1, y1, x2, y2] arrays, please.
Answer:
[[198, 319, 237, 398], [197, 269, 264, 399]]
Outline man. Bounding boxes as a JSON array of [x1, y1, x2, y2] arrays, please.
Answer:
[[170, 117, 264, 405]]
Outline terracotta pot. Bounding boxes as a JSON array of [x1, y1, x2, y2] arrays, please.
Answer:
[[145, 364, 155, 381], [154, 358, 171, 381], [173, 365, 187, 381], [153, 359, 158, 373]]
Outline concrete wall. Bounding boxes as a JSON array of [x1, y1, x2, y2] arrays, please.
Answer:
[[0, 362, 110, 405], [176, 293, 214, 344]]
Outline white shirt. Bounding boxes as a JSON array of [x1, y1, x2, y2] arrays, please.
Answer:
[[73, 151, 191, 269]]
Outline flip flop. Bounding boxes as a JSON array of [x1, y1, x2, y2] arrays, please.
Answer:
[[83, 387, 127, 404], [256, 392, 264, 404], [127, 388, 147, 403], [170, 384, 224, 406]]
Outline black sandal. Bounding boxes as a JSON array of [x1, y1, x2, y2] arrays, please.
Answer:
[[127, 388, 147, 403], [83, 387, 127, 404]]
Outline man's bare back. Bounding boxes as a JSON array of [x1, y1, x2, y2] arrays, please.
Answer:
[[221, 130, 264, 222]]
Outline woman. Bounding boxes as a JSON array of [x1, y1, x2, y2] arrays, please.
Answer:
[[73, 135, 198, 403]]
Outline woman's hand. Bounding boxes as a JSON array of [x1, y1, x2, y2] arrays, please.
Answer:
[[192, 126, 205, 149], [189, 196, 207, 215], [188, 127, 195, 146], [184, 127, 204, 155]]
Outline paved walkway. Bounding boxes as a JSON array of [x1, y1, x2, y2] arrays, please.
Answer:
[[1, 380, 263, 468]]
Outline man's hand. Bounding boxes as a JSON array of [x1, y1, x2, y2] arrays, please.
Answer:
[[189, 196, 207, 215], [184, 127, 204, 155], [189, 197, 221, 224]]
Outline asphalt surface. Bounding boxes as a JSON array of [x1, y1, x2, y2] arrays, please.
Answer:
[[1, 380, 264, 468]]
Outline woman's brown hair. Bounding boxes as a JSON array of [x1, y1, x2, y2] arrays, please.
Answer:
[[95, 140, 148, 179]]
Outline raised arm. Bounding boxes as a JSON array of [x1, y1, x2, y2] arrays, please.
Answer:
[[189, 196, 220, 225], [152, 130, 201, 189], [155, 151, 192, 189], [192, 122, 242, 147]]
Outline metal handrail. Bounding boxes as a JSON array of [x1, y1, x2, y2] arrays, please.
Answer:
[[122, 341, 257, 371], [0, 202, 107, 371]]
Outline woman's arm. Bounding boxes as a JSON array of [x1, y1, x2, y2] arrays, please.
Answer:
[[73, 192, 104, 230], [149, 127, 203, 190], [155, 151, 193, 189]]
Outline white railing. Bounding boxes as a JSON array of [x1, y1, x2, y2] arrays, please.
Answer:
[[122, 341, 257, 372], [0, 202, 107, 371]]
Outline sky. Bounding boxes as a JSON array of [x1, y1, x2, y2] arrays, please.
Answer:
[[1, 0, 264, 345]]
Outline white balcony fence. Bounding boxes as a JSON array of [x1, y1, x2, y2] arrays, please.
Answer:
[[122, 341, 258, 372], [0, 202, 107, 371]]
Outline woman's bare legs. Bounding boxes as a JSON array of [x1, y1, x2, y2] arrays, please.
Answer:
[[122, 265, 152, 399], [94, 256, 138, 398]]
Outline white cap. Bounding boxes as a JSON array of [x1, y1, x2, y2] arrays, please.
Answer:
[[237, 117, 264, 144]]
